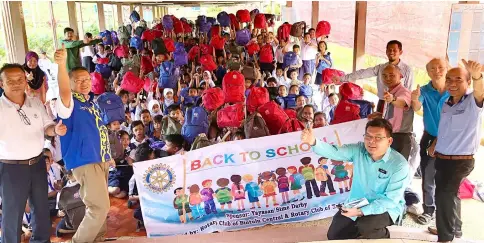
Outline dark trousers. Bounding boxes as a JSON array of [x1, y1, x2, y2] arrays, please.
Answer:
[[0, 157, 51, 243], [305, 179, 320, 199], [204, 199, 217, 214], [82, 56, 95, 73], [327, 211, 393, 240], [320, 175, 336, 194], [420, 131, 436, 215], [391, 133, 412, 160], [434, 157, 474, 242]]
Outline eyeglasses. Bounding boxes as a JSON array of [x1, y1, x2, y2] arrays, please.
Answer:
[[74, 78, 91, 84], [363, 134, 387, 142], [17, 108, 31, 125]]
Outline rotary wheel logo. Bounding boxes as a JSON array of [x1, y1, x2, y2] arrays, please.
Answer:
[[143, 164, 176, 194]]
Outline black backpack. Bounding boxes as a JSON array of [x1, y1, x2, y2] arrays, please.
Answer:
[[134, 26, 146, 38], [152, 38, 168, 55], [244, 112, 270, 139], [108, 54, 123, 72]]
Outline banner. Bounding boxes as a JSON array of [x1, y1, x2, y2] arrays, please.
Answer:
[[133, 119, 367, 237]]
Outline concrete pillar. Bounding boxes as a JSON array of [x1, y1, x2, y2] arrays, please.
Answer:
[[67, 2, 79, 40], [139, 5, 143, 19], [97, 2, 106, 31], [0, 1, 28, 63], [311, 1, 319, 29], [117, 3, 123, 26], [352, 1, 367, 72], [48, 1, 58, 50]]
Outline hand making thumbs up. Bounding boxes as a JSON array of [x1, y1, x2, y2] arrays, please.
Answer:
[[383, 91, 394, 103], [462, 59, 483, 80], [411, 84, 421, 102], [54, 44, 67, 65], [54, 120, 67, 136]]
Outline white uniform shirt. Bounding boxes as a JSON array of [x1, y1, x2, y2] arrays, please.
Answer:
[[0, 95, 54, 160], [44, 136, 63, 163], [300, 41, 318, 61]]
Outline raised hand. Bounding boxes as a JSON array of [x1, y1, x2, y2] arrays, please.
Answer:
[[462, 59, 483, 80], [411, 84, 421, 102], [54, 120, 67, 136], [301, 127, 316, 146], [54, 44, 67, 65]]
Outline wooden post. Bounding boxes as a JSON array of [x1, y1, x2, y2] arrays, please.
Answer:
[[117, 3, 123, 26], [352, 1, 367, 72], [67, 1, 79, 40], [48, 1, 58, 50], [311, 1, 319, 29], [138, 5, 143, 19], [97, 2, 106, 31], [0, 1, 28, 63], [77, 2, 84, 38]]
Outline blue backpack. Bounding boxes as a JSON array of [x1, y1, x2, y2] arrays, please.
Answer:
[[235, 29, 251, 46], [217, 11, 230, 27], [159, 61, 177, 89], [97, 92, 125, 125], [162, 15, 173, 31], [348, 99, 373, 118], [95, 64, 112, 79], [283, 51, 298, 69], [299, 84, 313, 98], [174, 43, 188, 67], [283, 94, 297, 109], [100, 30, 113, 45], [182, 106, 209, 144], [207, 17, 216, 25], [130, 10, 140, 23], [130, 36, 143, 50], [316, 54, 332, 74]]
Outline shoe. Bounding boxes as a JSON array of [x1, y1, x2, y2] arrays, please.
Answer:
[[406, 204, 423, 216], [428, 226, 462, 238], [345, 187, 350, 192], [329, 192, 336, 195], [320, 192, 328, 196]]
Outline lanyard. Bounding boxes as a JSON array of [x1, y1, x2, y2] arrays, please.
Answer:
[[25, 213, 31, 224], [47, 174, 55, 191]]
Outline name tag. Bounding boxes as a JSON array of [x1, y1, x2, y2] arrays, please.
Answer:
[[378, 168, 387, 174]]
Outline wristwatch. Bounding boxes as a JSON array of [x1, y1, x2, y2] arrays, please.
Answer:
[[472, 73, 483, 81]]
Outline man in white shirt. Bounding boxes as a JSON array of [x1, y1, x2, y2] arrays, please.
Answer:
[[0, 63, 66, 243], [299, 32, 318, 81]]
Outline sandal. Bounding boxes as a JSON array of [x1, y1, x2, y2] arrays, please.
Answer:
[[417, 213, 434, 225]]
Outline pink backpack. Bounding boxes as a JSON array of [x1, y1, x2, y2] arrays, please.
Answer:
[[121, 71, 144, 93], [247, 87, 269, 113], [90, 72, 105, 95], [222, 71, 245, 103], [232, 183, 245, 198]]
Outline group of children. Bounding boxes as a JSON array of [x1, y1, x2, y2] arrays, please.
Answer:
[[171, 156, 353, 223]]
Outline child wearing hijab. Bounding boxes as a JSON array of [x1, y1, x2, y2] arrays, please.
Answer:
[[23, 51, 47, 103], [162, 88, 175, 115], [201, 71, 216, 88], [148, 99, 163, 117]]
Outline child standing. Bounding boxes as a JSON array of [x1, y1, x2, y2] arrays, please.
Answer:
[[300, 73, 314, 104], [188, 184, 204, 218], [331, 160, 350, 194], [315, 157, 336, 196], [243, 174, 262, 209], [173, 187, 193, 223], [200, 179, 217, 215], [230, 175, 246, 211], [259, 171, 279, 207], [275, 168, 290, 204], [288, 166, 305, 201], [215, 178, 233, 211], [299, 157, 320, 199]]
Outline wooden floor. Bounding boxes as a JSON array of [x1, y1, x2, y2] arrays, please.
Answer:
[[47, 197, 146, 243]]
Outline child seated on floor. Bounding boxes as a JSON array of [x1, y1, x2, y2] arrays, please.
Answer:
[[108, 130, 133, 199], [22, 202, 32, 241], [55, 171, 85, 238], [44, 148, 60, 217]]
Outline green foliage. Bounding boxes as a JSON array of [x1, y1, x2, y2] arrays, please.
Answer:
[[27, 33, 54, 56], [84, 23, 100, 37]]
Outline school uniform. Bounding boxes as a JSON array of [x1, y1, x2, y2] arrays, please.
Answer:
[[0, 94, 53, 243], [108, 149, 133, 193], [47, 172, 59, 216], [299, 41, 318, 80]]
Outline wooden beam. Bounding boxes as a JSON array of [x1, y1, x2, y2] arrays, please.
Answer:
[[48, 1, 58, 50], [97, 2, 106, 31], [67, 1, 79, 40], [352, 1, 367, 72], [138, 5, 143, 19], [311, 1, 319, 29], [117, 3, 123, 26], [458, 1, 479, 3]]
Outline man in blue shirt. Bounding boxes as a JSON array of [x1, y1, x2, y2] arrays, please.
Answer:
[[54, 45, 114, 243], [427, 60, 483, 242], [301, 118, 410, 239], [410, 58, 449, 225]]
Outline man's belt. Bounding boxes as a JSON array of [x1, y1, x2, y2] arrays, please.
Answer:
[[0, 154, 42, 165], [435, 153, 473, 160]]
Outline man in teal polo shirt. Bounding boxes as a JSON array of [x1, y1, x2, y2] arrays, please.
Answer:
[[60, 27, 103, 72], [301, 118, 410, 239], [410, 58, 449, 225], [54, 44, 114, 243]]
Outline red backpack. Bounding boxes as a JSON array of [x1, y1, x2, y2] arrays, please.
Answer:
[[247, 87, 269, 113], [121, 71, 144, 93], [211, 25, 221, 37], [330, 100, 361, 125], [246, 41, 260, 56], [217, 103, 245, 128], [277, 22, 292, 41], [222, 71, 245, 103], [229, 14, 240, 31], [96, 55, 109, 65], [163, 38, 175, 52], [182, 21, 192, 34], [322, 68, 345, 84], [141, 29, 155, 41], [141, 56, 154, 74], [174, 18, 184, 34], [200, 55, 217, 71], [279, 118, 305, 134], [259, 44, 274, 63], [90, 72, 105, 95], [339, 82, 364, 100], [203, 87, 225, 111], [316, 21, 331, 37], [210, 35, 226, 50], [188, 46, 200, 61], [254, 14, 267, 29], [153, 29, 163, 39], [284, 109, 297, 119], [236, 9, 251, 23], [257, 101, 289, 135], [200, 44, 213, 55], [114, 45, 129, 58]]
